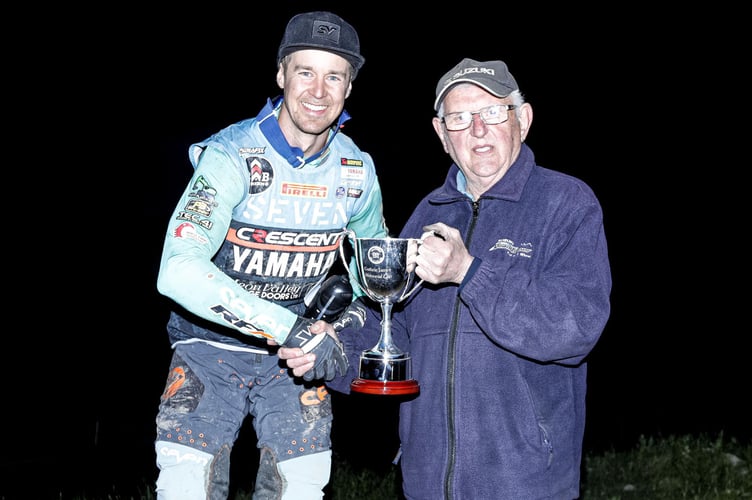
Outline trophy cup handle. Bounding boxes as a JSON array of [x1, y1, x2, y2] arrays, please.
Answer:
[[398, 237, 425, 302], [398, 229, 447, 301], [338, 228, 365, 297]]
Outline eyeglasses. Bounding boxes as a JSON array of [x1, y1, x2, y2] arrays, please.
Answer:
[[440, 104, 517, 131]]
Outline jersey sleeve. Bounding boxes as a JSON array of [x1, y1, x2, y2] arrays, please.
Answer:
[[157, 145, 299, 343], [342, 158, 389, 299]]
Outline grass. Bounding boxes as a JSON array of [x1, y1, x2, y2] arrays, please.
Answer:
[[4, 433, 750, 499], [579, 433, 751, 499]]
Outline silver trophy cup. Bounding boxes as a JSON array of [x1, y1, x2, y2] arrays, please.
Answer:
[[339, 229, 423, 395]]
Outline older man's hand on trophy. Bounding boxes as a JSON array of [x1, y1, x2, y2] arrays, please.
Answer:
[[417, 222, 475, 285]]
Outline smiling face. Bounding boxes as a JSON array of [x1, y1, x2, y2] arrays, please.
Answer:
[[432, 83, 533, 199], [276, 49, 353, 155]]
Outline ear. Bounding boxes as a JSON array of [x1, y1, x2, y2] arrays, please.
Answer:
[[345, 81, 352, 99], [432, 117, 450, 153], [276, 66, 285, 89], [518, 102, 533, 142]]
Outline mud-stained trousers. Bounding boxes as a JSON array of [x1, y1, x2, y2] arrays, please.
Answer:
[[155, 340, 333, 500]]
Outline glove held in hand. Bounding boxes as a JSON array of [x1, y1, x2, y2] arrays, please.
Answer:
[[282, 317, 348, 381], [331, 297, 367, 332]]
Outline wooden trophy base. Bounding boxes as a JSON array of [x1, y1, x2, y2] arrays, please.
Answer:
[[351, 378, 420, 396]]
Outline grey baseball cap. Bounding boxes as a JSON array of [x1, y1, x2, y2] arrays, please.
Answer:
[[277, 11, 365, 79], [434, 58, 519, 111]]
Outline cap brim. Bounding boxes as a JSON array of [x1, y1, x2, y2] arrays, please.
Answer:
[[434, 78, 513, 111]]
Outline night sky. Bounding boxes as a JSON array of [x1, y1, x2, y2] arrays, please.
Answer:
[[7, 3, 746, 497]]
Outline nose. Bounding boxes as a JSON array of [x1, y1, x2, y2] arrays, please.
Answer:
[[309, 77, 326, 98], [470, 113, 487, 136]]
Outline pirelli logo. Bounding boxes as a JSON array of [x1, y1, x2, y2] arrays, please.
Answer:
[[281, 182, 328, 198]]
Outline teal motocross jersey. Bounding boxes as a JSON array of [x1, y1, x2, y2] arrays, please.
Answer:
[[157, 97, 388, 345]]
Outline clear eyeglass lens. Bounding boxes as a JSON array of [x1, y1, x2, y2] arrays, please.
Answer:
[[443, 104, 514, 131]]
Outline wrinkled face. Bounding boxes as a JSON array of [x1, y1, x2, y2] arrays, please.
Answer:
[[276, 49, 353, 138], [432, 83, 532, 199]]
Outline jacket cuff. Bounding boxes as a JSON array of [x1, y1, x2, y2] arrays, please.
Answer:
[[458, 257, 482, 294]]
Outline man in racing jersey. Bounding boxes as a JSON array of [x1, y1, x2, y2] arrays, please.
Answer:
[[154, 11, 387, 499]]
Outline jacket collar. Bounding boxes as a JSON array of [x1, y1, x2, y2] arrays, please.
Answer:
[[433, 143, 535, 203]]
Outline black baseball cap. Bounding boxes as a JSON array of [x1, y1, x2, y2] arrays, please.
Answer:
[[277, 11, 365, 79]]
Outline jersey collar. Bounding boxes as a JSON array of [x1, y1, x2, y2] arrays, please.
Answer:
[[257, 96, 351, 168]]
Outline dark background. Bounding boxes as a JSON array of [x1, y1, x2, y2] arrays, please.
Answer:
[[6, 2, 747, 497]]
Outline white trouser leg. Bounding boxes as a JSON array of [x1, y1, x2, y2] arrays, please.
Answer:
[[277, 450, 332, 500], [155, 440, 213, 500]]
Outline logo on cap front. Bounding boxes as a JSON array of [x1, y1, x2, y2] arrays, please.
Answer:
[[312, 21, 340, 44], [447, 66, 496, 85]]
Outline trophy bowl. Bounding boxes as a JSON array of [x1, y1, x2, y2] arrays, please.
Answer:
[[339, 230, 423, 396]]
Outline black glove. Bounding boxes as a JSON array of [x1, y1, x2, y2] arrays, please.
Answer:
[[331, 297, 367, 332], [282, 317, 349, 382]]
